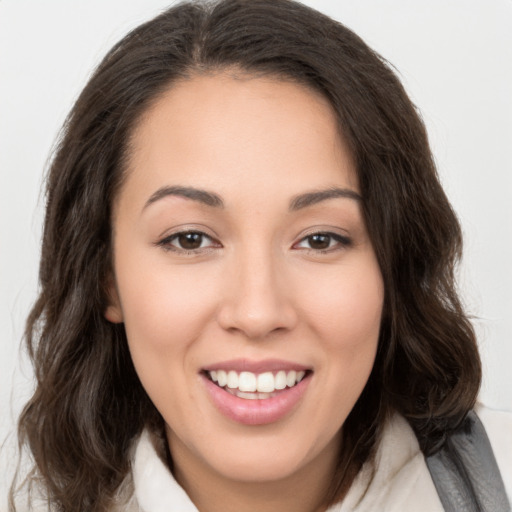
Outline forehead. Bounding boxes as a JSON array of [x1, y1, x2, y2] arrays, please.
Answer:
[[120, 72, 358, 213]]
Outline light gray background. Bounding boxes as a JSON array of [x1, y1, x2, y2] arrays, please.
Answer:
[[1, 0, 511, 506]]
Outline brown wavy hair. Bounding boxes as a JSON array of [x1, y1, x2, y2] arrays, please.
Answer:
[[11, 0, 481, 510]]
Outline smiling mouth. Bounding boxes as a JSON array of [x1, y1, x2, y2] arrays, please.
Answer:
[[203, 369, 311, 400]]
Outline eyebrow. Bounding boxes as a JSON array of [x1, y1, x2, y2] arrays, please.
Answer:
[[289, 187, 362, 210], [143, 185, 224, 210], [143, 185, 361, 212]]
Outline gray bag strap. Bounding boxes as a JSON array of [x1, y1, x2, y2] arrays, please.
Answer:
[[426, 410, 510, 512]]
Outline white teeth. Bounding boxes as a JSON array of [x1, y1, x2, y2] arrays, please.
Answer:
[[286, 370, 297, 387], [237, 391, 259, 400], [227, 370, 238, 389], [208, 369, 307, 396], [275, 371, 287, 390], [257, 372, 275, 393], [226, 388, 273, 400], [238, 371, 257, 392], [217, 370, 227, 387]]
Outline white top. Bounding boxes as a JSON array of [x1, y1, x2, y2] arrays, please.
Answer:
[[118, 406, 512, 512]]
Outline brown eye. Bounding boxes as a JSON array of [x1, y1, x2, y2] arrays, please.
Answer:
[[294, 232, 352, 252], [307, 234, 331, 250], [157, 230, 219, 252], [177, 232, 204, 250]]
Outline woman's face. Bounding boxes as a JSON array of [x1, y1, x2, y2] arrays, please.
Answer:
[[106, 74, 384, 488]]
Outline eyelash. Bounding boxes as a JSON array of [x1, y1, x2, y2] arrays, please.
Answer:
[[156, 230, 220, 254], [156, 230, 352, 255], [293, 232, 352, 253]]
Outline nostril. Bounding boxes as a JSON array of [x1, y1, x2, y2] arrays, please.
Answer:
[[216, 305, 298, 340]]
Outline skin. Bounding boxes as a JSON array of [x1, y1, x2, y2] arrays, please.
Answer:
[[106, 73, 384, 512]]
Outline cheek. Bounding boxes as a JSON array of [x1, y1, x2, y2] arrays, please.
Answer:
[[294, 257, 383, 400], [287, 259, 383, 446], [115, 258, 222, 419], [300, 261, 383, 346], [115, 254, 219, 360]]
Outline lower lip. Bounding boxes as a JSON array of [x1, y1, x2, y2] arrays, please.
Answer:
[[202, 373, 311, 426]]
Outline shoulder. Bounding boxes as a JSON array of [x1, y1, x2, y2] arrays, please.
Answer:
[[476, 403, 512, 504], [332, 412, 444, 512]]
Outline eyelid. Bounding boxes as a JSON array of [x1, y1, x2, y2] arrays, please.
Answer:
[[155, 226, 222, 254], [292, 228, 352, 252]]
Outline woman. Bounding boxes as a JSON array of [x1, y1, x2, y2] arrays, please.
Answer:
[[9, 1, 510, 511]]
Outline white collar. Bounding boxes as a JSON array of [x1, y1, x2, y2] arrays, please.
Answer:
[[131, 429, 199, 512]]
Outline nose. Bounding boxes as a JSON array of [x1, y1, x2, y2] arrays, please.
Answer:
[[217, 249, 298, 340]]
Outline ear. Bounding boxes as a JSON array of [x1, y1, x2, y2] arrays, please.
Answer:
[[104, 276, 124, 324]]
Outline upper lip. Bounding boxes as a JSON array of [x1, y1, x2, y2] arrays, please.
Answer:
[[201, 359, 311, 374]]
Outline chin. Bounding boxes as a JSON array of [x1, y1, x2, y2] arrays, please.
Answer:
[[169, 421, 342, 487], [205, 447, 316, 483]]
